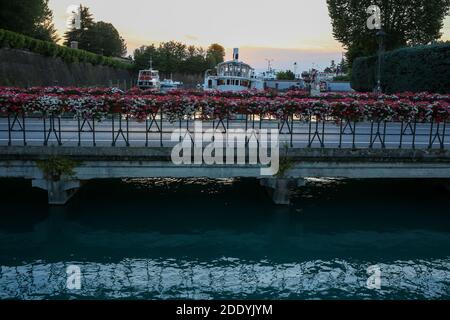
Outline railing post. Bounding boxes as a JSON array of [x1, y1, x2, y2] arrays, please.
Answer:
[[7, 115, 11, 146], [442, 122, 447, 150], [22, 115, 27, 146], [126, 116, 130, 147], [111, 114, 115, 146], [160, 108, 163, 147], [43, 117, 47, 146], [428, 122, 434, 149], [92, 120, 96, 147], [77, 118, 81, 147]]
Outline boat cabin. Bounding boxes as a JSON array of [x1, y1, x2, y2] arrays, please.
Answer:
[[204, 48, 264, 92]]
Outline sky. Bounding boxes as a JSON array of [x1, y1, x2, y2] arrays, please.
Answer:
[[49, 0, 450, 72]]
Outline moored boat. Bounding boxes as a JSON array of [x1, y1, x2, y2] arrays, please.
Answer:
[[137, 60, 161, 90], [203, 48, 264, 92]]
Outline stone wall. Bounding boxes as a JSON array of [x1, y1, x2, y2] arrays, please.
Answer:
[[0, 48, 134, 88]]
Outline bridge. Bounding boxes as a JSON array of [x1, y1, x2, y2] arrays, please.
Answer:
[[0, 114, 449, 205]]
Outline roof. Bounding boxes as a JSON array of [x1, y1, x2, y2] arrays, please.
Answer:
[[217, 60, 253, 70]]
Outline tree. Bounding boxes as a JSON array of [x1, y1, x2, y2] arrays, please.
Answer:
[[82, 22, 127, 57], [324, 60, 337, 73], [337, 56, 348, 75], [206, 43, 225, 68], [0, 0, 59, 42], [133, 45, 159, 71], [277, 70, 296, 80], [182, 46, 209, 74], [63, 6, 127, 57], [133, 42, 224, 74], [157, 41, 187, 74], [327, 0, 450, 66], [63, 5, 95, 47], [32, 0, 59, 42]]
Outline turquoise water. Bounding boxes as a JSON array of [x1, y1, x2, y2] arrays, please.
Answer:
[[0, 178, 449, 300]]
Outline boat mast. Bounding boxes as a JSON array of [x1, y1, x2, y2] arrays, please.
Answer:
[[265, 59, 274, 72]]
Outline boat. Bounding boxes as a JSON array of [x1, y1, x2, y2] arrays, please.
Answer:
[[160, 79, 183, 90], [137, 59, 161, 90], [203, 48, 264, 92]]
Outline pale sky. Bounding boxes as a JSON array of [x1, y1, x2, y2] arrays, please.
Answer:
[[49, 0, 450, 72]]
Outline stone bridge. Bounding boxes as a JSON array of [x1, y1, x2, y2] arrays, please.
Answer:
[[0, 115, 449, 204], [0, 146, 449, 205]]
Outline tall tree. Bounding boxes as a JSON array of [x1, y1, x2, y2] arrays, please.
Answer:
[[337, 55, 349, 74], [63, 6, 127, 57], [32, 0, 59, 42], [133, 42, 224, 74], [0, 0, 59, 42], [133, 45, 159, 70], [157, 41, 187, 74], [63, 5, 95, 47], [206, 43, 226, 68], [82, 22, 127, 57], [327, 0, 450, 66]]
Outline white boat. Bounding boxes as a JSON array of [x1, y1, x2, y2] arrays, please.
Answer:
[[161, 79, 183, 89], [137, 59, 161, 90], [260, 69, 277, 81], [203, 48, 264, 92]]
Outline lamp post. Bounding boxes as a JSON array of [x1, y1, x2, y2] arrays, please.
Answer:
[[375, 29, 386, 93]]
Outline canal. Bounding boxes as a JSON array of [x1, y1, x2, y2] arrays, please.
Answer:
[[0, 178, 449, 299]]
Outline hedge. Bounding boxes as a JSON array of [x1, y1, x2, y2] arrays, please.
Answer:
[[351, 43, 450, 94], [0, 29, 133, 70]]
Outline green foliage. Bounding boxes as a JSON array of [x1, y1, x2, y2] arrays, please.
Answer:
[[0, 29, 133, 70], [206, 43, 226, 67], [0, 0, 59, 43], [327, 0, 450, 66], [133, 42, 225, 74], [333, 75, 351, 82], [63, 5, 126, 58], [351, 43, 450, 93], [37, 157, 80, 181], [81, 21, 127, 57], [64, 5, 95, 47], [277, 70, 296, 80]]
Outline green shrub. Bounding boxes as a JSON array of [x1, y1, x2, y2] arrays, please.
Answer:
[[351, 43, 450, 93], [0, 28, 133, 71]]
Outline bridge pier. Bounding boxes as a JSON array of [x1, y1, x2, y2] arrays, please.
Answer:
[[260, 178, 306, 205], [444, 183, 450, 193], [32, 179, 81, 205]]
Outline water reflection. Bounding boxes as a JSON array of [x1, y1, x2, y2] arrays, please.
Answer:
[[1, 258, 449, 299], [0, 178, 449, 299]]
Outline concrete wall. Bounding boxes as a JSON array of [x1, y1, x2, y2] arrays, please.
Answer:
[[0, 48, 134, 88], [1, 146, 449, 205], [1, 147, 450, 180]]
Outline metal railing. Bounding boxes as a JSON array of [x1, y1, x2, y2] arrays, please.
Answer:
[[0, 112, 447, 150]]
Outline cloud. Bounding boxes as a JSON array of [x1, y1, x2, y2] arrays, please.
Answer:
[[184, 34, 199, 41]]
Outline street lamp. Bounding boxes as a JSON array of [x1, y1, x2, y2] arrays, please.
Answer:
[[375, 28, 386, 93]]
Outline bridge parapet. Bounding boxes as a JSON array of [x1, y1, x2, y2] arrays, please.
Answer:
[[1, 146, 450, 205]]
